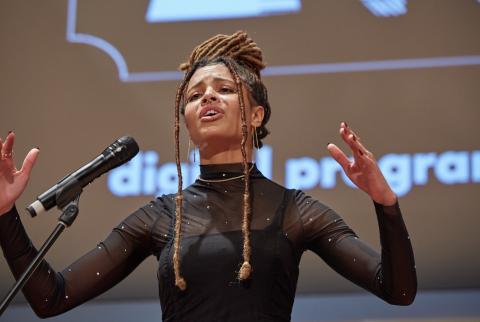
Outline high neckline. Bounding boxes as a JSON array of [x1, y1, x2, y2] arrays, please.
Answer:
[[199, 163, 261, 180]]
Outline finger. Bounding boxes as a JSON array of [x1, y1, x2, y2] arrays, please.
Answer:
[[339, 123, 348, 139], [338, 124, 375, 165], [327, 143, 351, 171], [340, 128, 361, 154], [340, 123, 361, 143], [345, 126, 361, 142], [339, 127, 352, 148], [345, 125, 368, 150], [348, 134, 374, 165], [340, 122, 363, 142], [1, 131, 14, 157], [20, 148, 40, 178], [350, 133, 373, 159], [341, 126, 371, 158], [338, 125, 354, 150], [340, 124, 361, 145]]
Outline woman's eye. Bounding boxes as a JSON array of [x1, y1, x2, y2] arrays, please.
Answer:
[[188, 93, 201, 102], [220, 87, 235, 93]]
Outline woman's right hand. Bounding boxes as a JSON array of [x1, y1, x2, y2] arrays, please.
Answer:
[[0, 132, 39, 215]]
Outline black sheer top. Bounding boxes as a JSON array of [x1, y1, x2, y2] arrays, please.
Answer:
[[0, 163, 417, 321]]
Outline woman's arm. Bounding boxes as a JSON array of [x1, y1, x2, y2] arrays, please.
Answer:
[[297, 191, 417, 305], [298, 122, 416, 305], [0, 201, 168, 318]]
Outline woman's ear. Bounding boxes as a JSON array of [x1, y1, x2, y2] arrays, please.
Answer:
[[251, 105, 265, 127]]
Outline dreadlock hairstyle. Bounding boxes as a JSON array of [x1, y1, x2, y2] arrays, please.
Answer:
[[172, 31, 271, 290]]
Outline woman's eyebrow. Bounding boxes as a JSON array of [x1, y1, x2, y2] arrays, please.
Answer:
[[187, 76, 235, 92]]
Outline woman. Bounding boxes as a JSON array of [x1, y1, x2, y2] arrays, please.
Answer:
[[0, 31, 416, 321]]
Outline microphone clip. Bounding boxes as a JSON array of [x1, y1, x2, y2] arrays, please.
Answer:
[[58, 194, 81, 227]]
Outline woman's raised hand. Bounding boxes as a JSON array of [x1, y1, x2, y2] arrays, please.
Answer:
[[327, 122, 397, 206], [0, 132, 39, 215]]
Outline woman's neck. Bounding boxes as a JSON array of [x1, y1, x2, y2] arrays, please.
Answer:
[[198, 143, 254, 165]]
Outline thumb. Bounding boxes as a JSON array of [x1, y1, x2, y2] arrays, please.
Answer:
[[20, 148, 40, 178]]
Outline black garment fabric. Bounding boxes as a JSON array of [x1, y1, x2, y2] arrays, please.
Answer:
[[0, 163, 417, 321]]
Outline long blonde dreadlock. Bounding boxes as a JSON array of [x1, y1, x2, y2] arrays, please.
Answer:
[[173, 31, 268, 290]]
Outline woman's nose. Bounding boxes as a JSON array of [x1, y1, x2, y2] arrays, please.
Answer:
[[201, 88, 218, 104]]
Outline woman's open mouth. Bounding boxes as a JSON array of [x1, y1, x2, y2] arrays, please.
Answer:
[[200, 107, 224, 122]]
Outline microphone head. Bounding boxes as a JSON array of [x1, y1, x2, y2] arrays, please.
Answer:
[[27, 136, 140, 217], [103, 136, 140, 166]]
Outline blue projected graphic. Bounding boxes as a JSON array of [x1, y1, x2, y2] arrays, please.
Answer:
[[107, 146, 480, 198], [146, 0, 301, 23], [66, 0, 480, 82], [360, 0, 407, 17]]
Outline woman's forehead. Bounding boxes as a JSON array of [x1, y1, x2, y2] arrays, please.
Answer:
[[187, 64, 234, 90]]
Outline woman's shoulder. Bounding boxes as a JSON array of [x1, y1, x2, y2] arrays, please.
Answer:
[[120, 194, 176, 228], [139, 193, 176, 219], [116, 195, 176, 244], [292, 189, 330, 210], [256, 177, 331, 212]]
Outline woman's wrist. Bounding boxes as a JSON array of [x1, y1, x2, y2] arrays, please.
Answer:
[[372, 190, 397, 206]]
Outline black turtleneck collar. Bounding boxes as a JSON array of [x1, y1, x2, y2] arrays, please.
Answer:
[[199, 163, 262, 180]]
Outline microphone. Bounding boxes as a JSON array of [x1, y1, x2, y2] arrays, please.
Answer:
[[26, 136, 139, 217]]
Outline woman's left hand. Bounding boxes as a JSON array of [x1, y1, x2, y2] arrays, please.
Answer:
[[327, 122, 397, 206]]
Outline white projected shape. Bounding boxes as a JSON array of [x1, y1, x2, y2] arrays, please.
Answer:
[[361, 0, 407, 17], [146, 0, 301, 23]]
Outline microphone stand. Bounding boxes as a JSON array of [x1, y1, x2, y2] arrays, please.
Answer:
[[0, 195, 81, 316]]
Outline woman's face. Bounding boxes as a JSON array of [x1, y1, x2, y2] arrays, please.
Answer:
[[184, 64, 263, 149]]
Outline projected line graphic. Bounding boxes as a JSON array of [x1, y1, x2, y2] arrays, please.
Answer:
[[66, 0, 480, 82]]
